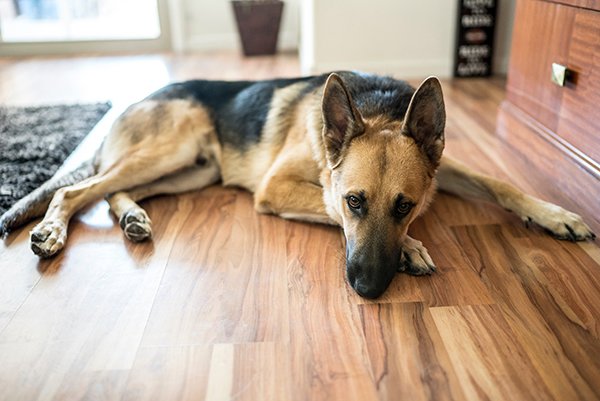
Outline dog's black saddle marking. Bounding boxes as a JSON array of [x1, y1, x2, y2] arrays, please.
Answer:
[[147, 72, 416, 149]]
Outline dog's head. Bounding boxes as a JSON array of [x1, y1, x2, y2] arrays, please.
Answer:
[[321, 73, 445, 298]]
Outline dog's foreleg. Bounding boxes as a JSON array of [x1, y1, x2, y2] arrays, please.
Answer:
[[254, 177, 338, 225], [30, 170, 133, 258], [437, 156, 595, 241], [106, 163, 220, 242], [398, 236, 437, 275], [106, 192, 153, 242]]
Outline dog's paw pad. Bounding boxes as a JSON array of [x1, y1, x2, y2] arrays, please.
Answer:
[[120, 209, 152, 242], [30, 221, 67, 258], [398, 239, 437, 276]]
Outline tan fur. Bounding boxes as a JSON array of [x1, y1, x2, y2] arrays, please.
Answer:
[[253, 89, 334, 224]]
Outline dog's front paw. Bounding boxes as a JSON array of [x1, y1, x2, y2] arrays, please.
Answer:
[[30, 220, 67, 258], [120, 208, 152, 242], [524, 202, 595, 242], [398, 236, 437, 276]]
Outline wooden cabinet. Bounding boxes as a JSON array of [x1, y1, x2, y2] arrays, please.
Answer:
[[503, 0, 600, 178], [557, 10, 600, 164]]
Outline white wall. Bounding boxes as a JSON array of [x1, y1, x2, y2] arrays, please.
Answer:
[[177, 0, 299, 51], [300, 0, 515, 78], [171, 0, 514, 77], [494, 0, 516, 74]]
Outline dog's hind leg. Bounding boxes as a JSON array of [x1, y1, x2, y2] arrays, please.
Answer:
[[29, 144, 205, 257], [106, 163, 221, 242], [437, 156, 595, 241]]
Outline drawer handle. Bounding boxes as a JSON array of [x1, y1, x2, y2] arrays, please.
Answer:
[[551, 63, 573, 87]]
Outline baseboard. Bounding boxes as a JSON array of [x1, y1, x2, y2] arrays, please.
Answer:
[[185, 31, 298, 52]]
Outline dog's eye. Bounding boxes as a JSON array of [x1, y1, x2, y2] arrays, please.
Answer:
[[347, 195, 361, 210], [396, 201, 412, 215]]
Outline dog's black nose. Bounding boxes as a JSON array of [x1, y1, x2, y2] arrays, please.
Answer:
[[346, 244, 398, 299], [353, 280, 384, 299]]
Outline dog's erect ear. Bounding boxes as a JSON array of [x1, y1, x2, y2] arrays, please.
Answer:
[[321, 73, 365, 169], [401, 76, 446, 167]]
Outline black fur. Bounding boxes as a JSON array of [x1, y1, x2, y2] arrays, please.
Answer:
[[149, 77, 320, 149], [336, 72, 415, 121], [148, 72, 416, 149]]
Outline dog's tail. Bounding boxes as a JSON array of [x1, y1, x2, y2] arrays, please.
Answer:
[[0, 159, 98, 238]]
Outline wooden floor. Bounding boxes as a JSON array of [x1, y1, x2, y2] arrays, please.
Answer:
[[0, 52, 599, 401]]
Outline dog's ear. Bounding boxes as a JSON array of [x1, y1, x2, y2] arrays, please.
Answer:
[[401, 76, 445, 167], [321, 73, 365, 169]]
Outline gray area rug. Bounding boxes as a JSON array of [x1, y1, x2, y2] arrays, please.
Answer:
[[0, 103, 111, 215]]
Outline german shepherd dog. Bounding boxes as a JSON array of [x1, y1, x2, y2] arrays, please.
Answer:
[[0, 72, 595, 298]]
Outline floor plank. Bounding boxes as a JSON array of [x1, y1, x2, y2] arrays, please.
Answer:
[[123, 345, 213, 401], [360, 302, 465, 401], [430, 304, 554, 401], [453, 224, 600, 400]]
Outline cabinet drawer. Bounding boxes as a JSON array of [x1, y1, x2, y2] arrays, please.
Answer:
[[506, 0, 576, 132], [557, 9, 600, 164]]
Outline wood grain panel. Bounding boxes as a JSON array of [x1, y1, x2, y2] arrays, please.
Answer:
[[548, 0, 600, 11], [430, 304, 554, 401], [507, 0, 576, 132], [0, 199, 185, 401], [557, 9, 600, 164], [286, 222, 379, 401], [360, 303, 465, 401], [138, 189, 291, 346], [452, 224, 600, 400], [514, 236, 600, 339], [231, 342, 292, 401], [0, 227, 41, 333], [123, 345, 213, 401], [580, 241, 600, 265]]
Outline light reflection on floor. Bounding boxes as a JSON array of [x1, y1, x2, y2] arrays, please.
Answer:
[[76, 200, 113, 229]]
